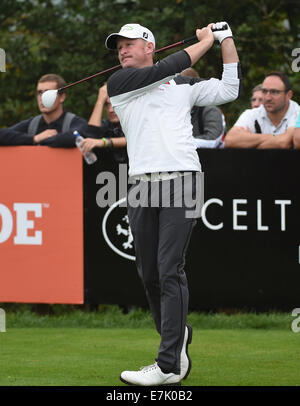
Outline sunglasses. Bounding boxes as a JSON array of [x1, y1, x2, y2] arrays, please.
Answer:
[[261, 88, 287, 96]]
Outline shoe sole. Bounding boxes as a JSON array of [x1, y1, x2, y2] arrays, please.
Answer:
[[120, 376, 181, 386], [183, 324, 193, 380]]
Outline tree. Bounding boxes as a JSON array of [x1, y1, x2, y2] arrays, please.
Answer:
[[1, 0, 299, 128]]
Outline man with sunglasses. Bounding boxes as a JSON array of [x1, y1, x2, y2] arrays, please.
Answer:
[[225, 71, 299, 149]]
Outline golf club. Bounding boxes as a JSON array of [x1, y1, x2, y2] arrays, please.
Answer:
[[41, 24, 228, 109]]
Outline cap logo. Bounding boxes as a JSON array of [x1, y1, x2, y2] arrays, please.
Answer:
[[143, 32, 148, 39], [122, 25, 134, 31]]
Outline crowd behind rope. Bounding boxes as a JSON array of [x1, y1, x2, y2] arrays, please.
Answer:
[[0, 70, 300, 154]]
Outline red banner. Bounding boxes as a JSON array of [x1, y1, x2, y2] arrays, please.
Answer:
[[0, 146, 84, 303]]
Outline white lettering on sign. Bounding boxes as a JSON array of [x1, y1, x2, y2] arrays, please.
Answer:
[[0, 204, 13, 243], [13, 203, 42, 245], [201, 198, 223, 230], [233, 199, 248, 231], [199, 198, 292, 232], [0, 203, 46, 245], [257, 199, 269, 231], [274, 200, 291, 231]]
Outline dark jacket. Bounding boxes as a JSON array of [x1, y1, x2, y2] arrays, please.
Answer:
[[0, 112, 87, 148]]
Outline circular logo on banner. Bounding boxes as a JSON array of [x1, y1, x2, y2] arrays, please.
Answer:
[[102, 197, 136, 261]]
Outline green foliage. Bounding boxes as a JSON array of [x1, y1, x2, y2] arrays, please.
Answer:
[[1, 0, 299, 128]]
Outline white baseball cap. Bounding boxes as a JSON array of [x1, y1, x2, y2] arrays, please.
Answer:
[[105, 23, 156, 50]]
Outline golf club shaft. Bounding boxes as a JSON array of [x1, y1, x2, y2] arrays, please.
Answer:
[[57, 37, 196, 93], [57, 24, 228, 93], [58, 65, 121, 92]]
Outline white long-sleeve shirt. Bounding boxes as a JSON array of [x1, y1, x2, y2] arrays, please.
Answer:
[[108, 50, 241, 177]]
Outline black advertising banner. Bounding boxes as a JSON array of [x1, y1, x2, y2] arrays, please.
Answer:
[[84, 149, 300, 311], [83, 149, 147, 307]]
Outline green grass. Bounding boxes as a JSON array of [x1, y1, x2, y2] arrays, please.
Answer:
[[1, 305, 294, 330], [0, 308, 299, 386]]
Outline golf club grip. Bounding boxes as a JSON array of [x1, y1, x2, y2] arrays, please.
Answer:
[[181, 24, 229, 45], [182, 35, 198, 45]]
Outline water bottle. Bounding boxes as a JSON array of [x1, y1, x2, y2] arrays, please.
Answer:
[[74, 130, 97, 164]]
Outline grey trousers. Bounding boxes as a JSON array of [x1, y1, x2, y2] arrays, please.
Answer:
[[127, 174, 199, 374]]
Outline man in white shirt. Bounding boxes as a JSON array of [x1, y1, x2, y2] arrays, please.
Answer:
[[225, 72, 300, 149], [105, 22, 240, 386]]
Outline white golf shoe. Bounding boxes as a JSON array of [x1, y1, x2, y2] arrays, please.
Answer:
[[180, 325, 192, 380], [120, 362, 181, 386]]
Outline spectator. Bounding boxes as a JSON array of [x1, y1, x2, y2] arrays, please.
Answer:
[[0, 74, 86, 147], [181, 68, 226, 148], [225, 72, 299, 149], [292, 110, 300, 149], [80, 83, 127, 162], [250, 84, 263, 108]]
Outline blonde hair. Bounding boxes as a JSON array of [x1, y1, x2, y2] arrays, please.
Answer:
[[251, 84, 263, 94]]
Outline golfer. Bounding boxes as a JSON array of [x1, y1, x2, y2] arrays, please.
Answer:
[[105, 22, 241, 386]]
